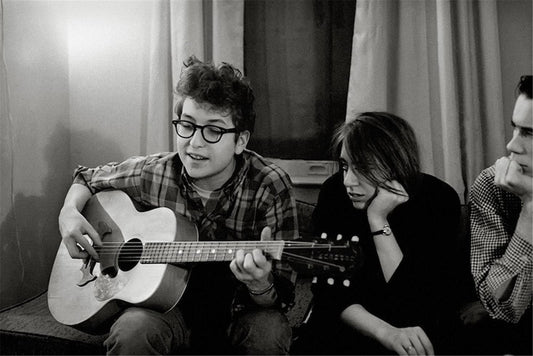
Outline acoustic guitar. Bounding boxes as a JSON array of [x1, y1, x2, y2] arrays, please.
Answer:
[[47, 190, 358, 333]]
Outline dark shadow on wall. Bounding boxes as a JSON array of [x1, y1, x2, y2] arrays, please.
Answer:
[[0, 124, 124, 310]]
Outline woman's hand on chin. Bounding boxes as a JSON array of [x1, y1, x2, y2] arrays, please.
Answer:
[[367, 180, 409, 224]]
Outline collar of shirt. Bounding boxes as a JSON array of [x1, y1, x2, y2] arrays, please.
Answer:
[[177, 153, 250, 240]]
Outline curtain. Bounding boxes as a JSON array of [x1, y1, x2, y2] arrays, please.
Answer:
[[171, 0, 243, 76], [347, 0, 506, 202]]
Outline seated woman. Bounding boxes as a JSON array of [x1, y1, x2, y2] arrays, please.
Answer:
[[292, 112, 462, 355]]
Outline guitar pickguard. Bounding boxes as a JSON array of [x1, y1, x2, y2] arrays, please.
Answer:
[[93, 271, 129, 301], [77, 257, 130, 302]]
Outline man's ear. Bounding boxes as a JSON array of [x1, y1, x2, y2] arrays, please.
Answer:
[[235, 130, 250, 154]]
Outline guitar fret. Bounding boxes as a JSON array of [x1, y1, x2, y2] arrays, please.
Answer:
[[158, 242, 166, 263], [158, 242, 165, 263], [161, 242, 168, 263]]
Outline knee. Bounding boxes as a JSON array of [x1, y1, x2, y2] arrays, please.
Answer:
[[104, 307, 174, 355], [230, 309, 292, 355]]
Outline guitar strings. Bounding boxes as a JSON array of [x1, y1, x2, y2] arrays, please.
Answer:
[[89, 250, 344, 256], [281, 252, 346, 271], [91, 241, 346, 248], [89, 241, 336, 246], [91, 242, 350, 256], [86, 241, 352, 264], [82, 248, 351, 269]]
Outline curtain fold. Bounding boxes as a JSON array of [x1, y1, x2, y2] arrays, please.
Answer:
[[142, 0, 173, 154], [212, 0, 244, 70], [435, 0, 468, 199], [347, 0, 506, 201], [170, 0, 243, 76]]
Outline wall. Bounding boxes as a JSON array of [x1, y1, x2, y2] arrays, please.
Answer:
[[66, 1, 152, 167], [1, 0, 71, 309], [0, 0, 153, 310]]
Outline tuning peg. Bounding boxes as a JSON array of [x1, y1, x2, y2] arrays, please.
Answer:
[[343, 279, 351, 287], [312, 276, 318, 284], [320, 232, 327, 239], [336, 234, 342, 241], [327, 278, 335, 285], [351, 235, 359, 242]]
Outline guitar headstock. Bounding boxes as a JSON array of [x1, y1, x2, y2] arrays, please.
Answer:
[[283, 233, 362, 282]]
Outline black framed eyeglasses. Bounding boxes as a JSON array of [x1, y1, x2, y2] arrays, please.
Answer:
[[171, 119, 239, 144]]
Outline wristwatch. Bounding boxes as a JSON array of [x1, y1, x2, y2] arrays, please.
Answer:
[[370, 224, 392, 236]]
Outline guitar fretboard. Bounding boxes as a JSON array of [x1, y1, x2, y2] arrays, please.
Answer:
[[140, 241, 285, 264]]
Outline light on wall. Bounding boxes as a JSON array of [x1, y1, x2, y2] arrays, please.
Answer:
[[67, 14, 124, 66]]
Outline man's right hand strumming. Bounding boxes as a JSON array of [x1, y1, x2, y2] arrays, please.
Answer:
[[58, 183, 101, 260]]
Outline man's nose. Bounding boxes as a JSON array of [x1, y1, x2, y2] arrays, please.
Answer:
[[506, 131, 523, 154], [189, 128, 206, 147]]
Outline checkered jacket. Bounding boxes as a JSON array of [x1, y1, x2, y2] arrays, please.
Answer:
[[470, 165, 532, 323]]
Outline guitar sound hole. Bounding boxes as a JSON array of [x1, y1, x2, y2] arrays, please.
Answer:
[[118, 238, 143, 271]]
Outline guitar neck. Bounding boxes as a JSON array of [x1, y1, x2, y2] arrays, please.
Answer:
[[140, 240, 285, 264]]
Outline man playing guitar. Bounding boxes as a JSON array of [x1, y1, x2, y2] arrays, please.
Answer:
[[57, 56, 298, 355]]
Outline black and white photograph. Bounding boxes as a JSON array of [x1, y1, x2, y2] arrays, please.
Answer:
[[1, 0, 531, 355]]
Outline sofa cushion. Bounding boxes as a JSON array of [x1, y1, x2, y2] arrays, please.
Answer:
[[0, 292, 106, 355]]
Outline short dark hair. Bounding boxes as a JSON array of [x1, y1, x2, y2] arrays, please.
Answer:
[[174, 56, 256, 134], [334, 112, 420, 196], [517, 75, 532, 99]]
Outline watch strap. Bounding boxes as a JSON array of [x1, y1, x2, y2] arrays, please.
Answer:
[[370, 224, 391, 236]]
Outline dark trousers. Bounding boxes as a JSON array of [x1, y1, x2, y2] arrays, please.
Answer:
[[104, 305, 292, 355]]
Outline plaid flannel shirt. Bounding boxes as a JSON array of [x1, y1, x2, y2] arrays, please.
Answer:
[[73, 149, 299, 311], [470, 166, 533, 323]]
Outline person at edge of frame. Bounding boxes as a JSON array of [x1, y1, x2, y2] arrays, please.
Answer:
[[464, 75, 532, 356]]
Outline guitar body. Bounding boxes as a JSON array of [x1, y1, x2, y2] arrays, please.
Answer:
[[47, 190, 198, 333]]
